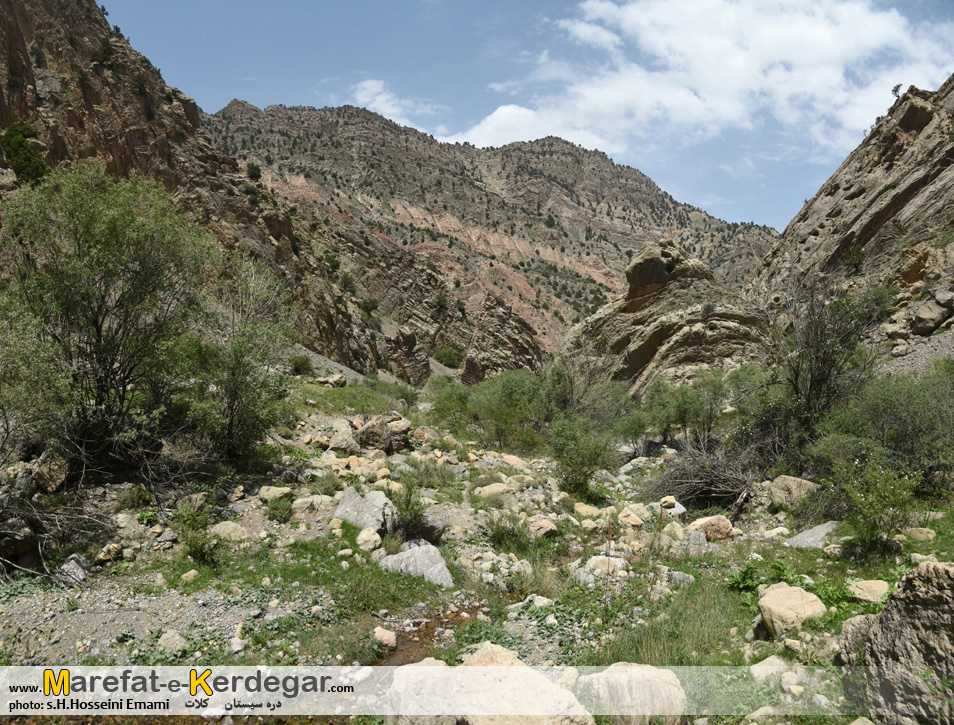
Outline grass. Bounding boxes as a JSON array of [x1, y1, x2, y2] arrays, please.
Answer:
[[292, 377, 419, 417]]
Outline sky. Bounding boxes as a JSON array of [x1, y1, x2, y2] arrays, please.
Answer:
[[106, 0, 954, 231]]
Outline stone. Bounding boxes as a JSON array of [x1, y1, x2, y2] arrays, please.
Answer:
[[356, 416, 394, 452], [500, 454, 528, 470], [230, 637, 246, 654], [749, 655, 789, 682], [32, 451, 69, 494], [475, 483, 508, 498], [528, 518, 558, 539], [838, 562, 954, 724], [356, 528, 382, 551], [618, 505, 646, 528], [904, 527, 936, 541], [209, 521, 251, 542], [660, 496, 677, 508], [662, 521, 684, 541], [378, 542, 454, 587], [180, 569, 199, 583], [912, 300, 950, 335], [258, 486, 293, 503], [647, 500, 687, 519], [373, 626, 397, 649], [94, 543, 122, 564], [576, 662, 686, 722], [328, 430, 360, 455], [848, 719, 874, 725], [758, 583, 827, 637], [766, 475, 818, 511], [333, 487, 395, 534], [574, 502, 601, 518], [783, 521, 838, 549], [56, 554, 91, 585], [386, 418, 413, 452], [849, 579, 889, 604], [157, 629, 188, 653], [585, 556, 626, 576], [687, 515, 733, 541]]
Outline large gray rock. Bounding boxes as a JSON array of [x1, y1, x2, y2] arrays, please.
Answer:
[[56, 554, 91, 585], [328, 429, 360, 455], [575, 662, 686, 722], [209, 521, 251, 542], [378, 541, 453, 588], [839, 562, 954, 724], [784, 521, 839, 549], [333, 487, 395, 534]]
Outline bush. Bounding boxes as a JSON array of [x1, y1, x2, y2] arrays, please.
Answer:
[[266, 497, 292, 523], [290, 355, 314, 376], [648, 442, 756, 512], [88, 37, 114, 64], [116, 485, 152, 510], [246, 162, 262, 181], [390, 480, 428, 542], [550, 414, 615, 500], [0, 124, 47, 184], [434, 347, 462, 369], [833, 453, 917, 554], [1, 161, 212, 465]]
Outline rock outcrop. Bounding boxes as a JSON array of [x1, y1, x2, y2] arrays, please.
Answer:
[[566, 239, 769, 393], [839, 562, 954, 724], [754, 78, 954, 357]]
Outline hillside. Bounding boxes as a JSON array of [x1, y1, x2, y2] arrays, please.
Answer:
[[754, 79, 954, 359], [0, 0, 540, 384], [202, 101, 778, 347]]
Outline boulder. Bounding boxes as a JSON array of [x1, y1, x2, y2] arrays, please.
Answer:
[[475, 483, 508, 498], [356, 416, 394, 452], [784, 521, 839, 549], [912, 300, 950, 335], [758, 583, 827, 637], [209, 521, 251, 542], [328, 429, 361, 455], [386, 418, 412, 451], [687, 514, 733, 541], [378, 541, 454, 588], [157, 629, 188, 653], [32, 451, 69, 494], [904, 527, 936, 542], [618, 505, 648, 528], [333, 487, 395, 534], [258, 486, 293, 503], [849, 579, 889, 604], [575, 662, 686, 722], [574, 502, 601, 518], [56, 554, 91, 585], [766, 475, 818, 511], [373, 626, 397, 649], [528, 518, 558, 539], [838, 562, 954, 724], [356, 528, 382, 551], [94, 542, 123, 564]]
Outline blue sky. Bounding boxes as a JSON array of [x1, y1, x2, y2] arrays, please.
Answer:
[[107, 0, 954, 231]]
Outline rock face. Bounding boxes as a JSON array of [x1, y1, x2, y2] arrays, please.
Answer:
[[839, 562, 954, 724], [754, 78, 954, 354], [758, 582, 827, 637], [566, 239, 769, 393]]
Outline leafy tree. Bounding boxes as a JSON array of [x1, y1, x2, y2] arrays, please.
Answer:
[[2, 161, 212, 465], [550, 414, 615, 500]]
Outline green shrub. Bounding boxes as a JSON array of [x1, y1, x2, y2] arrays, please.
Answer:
[[266, 497, 292, 523], [0, 124, 48, 184], [434, 347, 462, 369], [550, 414, 615, 500], [290, 355, 314, 376], [116, 485, 152, 510], [89, 37, 114, 64], [246, 162, 262, 181], [180, 529, 216, 564], [390, 480, 428, 542], [832, 453, 917, 553]]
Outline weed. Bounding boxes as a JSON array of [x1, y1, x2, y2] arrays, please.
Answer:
[[267, 497, 293, 523]]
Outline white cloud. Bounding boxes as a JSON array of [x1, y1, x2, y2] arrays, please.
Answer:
[[441, 0, 954, 161], [351, 79, 442, 129]]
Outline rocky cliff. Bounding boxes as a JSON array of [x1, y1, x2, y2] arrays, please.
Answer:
[[203, 102, 778, 349], [0, 0, 541, 383], [566, 239, 768, 394], [754, 78, 954, 357]]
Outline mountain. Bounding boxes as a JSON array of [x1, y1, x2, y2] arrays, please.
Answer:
[[202, 101, 778, 349], [754, 79, 954, 353], [0, 0, 541, 384]]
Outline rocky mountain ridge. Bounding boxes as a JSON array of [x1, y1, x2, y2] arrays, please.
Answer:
[[202, 101, 778, 348]]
